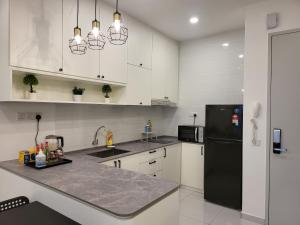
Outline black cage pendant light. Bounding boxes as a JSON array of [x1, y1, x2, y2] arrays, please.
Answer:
[[107, 0, 128, 45], [87, 0, 106, 50], [69, 0, 87, 55]]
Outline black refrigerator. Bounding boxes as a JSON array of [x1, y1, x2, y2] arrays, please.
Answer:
[[204, 105, 243, 210]]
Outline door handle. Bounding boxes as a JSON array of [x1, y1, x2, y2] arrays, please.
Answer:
[[273, 128, 288, 154], [164, 148, 167, 158]]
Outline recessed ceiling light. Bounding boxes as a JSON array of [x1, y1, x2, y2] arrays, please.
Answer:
[[190, 17, 199, 24], [222, 43, 229, 47], [238, 54, 244, 59]]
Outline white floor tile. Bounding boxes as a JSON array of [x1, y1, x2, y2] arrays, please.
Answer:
[[179, 215, 208, 225], [210, 208, 260, 225], [179, 192, 224, 224], [179, 187, 196, 200]]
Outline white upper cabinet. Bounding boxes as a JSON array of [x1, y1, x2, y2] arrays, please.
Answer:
[[63, 0, 100, 79], [99, 3, 127, 84], [127, 18, 153, 70], [152, 32, 179, 103], [10, 0, 63, 73], [125, 65, 151, 105]]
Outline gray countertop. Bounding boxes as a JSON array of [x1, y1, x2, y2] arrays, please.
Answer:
[[0, 136, 181, 218]]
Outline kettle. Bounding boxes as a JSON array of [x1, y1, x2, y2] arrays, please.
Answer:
[[45, 135, 64, 151]]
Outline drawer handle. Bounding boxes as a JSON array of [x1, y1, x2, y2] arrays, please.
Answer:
[[149, 160, 157, 165], [153, 174, 157, 177], [114, 161, 117, 168], [149, 150, 157, 154], [118, 160, 121, 168], [164, 148, 166, 158]]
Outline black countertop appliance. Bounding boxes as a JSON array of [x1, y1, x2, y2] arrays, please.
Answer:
[[204, 105, 243, 210]]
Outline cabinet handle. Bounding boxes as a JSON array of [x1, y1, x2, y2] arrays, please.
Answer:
[[164, 148, 167, 158], [97, 75, 101, 79], [118, 160, 121, 168], [101, 75, 105, 79], [149, 150, 157, 154], [149, 160, 157, 165], [139, 63, 143, 67], [201, 146, 204, 156], [114, 161, 117, 167], [153, 174, 157, 177], [139, 102, 143, 105], [59, 68, 63, 72]]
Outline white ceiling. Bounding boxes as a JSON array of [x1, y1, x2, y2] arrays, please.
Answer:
[[102, 0, 265, 41]]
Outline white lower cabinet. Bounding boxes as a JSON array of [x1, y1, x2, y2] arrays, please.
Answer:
[[181, 143, 204, 192], [162, 144, 182, 184], [101, 145, 181, 182]]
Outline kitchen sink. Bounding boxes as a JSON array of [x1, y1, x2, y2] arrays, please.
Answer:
[[88, 149, 130, 158]]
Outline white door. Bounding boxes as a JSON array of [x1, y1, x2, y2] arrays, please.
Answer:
[[126, 65, 151, 106], [10, 0, 63, 73], [162, 144, 182, 183], [181, 143, 204, 191], [269, 31, 300, 225], [99, 3, 127, 84], [63, 0, 100, 79], [120, 155, 140, 172], [127, 18, 153, 70]]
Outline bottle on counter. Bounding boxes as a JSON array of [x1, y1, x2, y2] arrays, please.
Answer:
[[35, 149, 46, 168], [106, 130, 113, 146]]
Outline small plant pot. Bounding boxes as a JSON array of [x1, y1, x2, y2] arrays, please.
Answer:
[[105, 97, 110, 104], [73, 95, 83, 102], [26, 92, 37, 100]]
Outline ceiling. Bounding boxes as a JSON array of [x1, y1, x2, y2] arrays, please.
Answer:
[[102, 0, 265, 41]]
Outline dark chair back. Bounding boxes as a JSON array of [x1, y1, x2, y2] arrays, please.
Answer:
[[0, 196, 29, 213]]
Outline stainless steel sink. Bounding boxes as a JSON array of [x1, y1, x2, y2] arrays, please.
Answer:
[[88, 149, 130, 158]]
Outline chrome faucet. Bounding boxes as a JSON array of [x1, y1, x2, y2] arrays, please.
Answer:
[[92, 126, 106, 146]]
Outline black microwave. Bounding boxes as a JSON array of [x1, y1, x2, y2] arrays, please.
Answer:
[[178, 125, 204, 143]]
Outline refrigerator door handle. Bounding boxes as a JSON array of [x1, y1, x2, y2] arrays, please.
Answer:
[[195, 127, 198, 142], [210, 139, 239, 145]]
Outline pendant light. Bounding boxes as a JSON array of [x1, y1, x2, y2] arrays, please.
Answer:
[[107, 0, 128, 45], [69, 0, 87, 55], [87, 0, 106, 50]]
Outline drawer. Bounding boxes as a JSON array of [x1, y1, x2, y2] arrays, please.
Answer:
[[139, 148, 165, 163], [139, 157, 163, 175]]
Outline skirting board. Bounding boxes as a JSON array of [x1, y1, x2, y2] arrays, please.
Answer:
[[242, 212, 265, 225]]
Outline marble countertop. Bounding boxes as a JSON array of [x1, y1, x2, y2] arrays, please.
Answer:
[[0, 136, 180, 218]]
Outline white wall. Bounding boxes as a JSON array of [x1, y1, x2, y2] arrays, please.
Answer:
[[165, 29, 244, 135], [243, 0, 300, 220], [0, 103, 172, 161]]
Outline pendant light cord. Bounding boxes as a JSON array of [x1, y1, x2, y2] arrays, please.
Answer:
[[116, 0, 119, 12], [94, 0, 97, 20], [76, 0, 79, 27]]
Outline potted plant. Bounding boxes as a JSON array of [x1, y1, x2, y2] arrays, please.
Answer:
[[72, 86, 85, 102], [102, 84, 112, 103], [23, 74, 39, 100]]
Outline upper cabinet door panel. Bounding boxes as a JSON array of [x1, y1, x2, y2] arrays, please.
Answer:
[[99, 3, 127, 84], [10, 0, 63, 72], [63, 0, 100, 79], [127, 18, 153, 70]]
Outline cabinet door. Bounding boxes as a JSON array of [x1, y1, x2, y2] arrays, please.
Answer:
[[63, 0, 100, 79], [151, 32, 167, 100], [165, 40, 179, 103], [125, 65, 151, 106], [152, 32, 179, 103], [127, 18, 153, 70], [10, 0, 63, 72], [99, 3, 127, 84], [181, 143, 204, 192], [120, 155, 140, 172], [162, 144, 182, 183]]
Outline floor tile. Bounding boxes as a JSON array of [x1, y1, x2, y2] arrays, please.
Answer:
[[179, 193, 224, 224], [179, 187, 195, 200], [210, 208, 261, 225], [179, 215, 208, 225]]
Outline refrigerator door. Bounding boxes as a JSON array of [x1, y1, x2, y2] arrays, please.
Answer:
[[205, 105, 243, 140], [204, 138, 242, 209]]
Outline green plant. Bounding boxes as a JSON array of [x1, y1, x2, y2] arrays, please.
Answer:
[[72, 86, 85, 95], [102, 84, 112, 98], [23, 74, 39, 93]]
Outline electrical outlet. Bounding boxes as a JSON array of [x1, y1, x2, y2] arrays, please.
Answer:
[[17, 112, 43, 121], [189, 112, 198, 118]]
